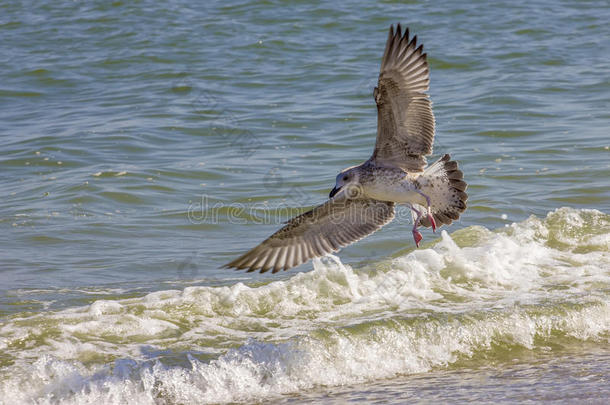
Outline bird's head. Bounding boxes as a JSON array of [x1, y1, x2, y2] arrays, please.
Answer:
[[329, 166, 362, 199]]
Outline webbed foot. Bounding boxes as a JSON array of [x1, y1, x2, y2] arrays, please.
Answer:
[[409, 204, 425, 248], [412, 228, 423, 247]]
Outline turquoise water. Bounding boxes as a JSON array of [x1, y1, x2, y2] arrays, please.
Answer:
[[1, 0, 609, 403]]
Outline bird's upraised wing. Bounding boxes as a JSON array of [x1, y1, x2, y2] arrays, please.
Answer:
[[369, 24, 435, 172], [224, 196, 395, 273]]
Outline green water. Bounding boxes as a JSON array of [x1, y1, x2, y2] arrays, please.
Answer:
[[0, 0, 609, 403]]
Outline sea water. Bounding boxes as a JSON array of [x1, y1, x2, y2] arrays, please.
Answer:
[[1, 0, 609, 403]]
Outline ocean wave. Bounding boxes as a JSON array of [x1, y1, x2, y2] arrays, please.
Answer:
[[0, 207, 608, 404], [1, 301, 608, 404]]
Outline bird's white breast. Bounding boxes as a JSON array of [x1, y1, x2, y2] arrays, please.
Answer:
[[363, 178, 426, 205]]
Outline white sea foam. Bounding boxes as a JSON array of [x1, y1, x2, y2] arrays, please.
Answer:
[[1, 302, 608, 404], [0, 208, 608, 404]]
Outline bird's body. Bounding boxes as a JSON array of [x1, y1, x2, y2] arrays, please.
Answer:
[[225, 24, 468, 273], [333, 163, 423, 205], [356, 164, 424, 205]]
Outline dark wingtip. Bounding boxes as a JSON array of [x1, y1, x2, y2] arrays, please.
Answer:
[[222, 263, 246, 272]]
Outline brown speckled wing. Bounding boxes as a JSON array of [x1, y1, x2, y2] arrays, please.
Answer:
[[369, 24, 435, 172], [224, 197, 395, 273]]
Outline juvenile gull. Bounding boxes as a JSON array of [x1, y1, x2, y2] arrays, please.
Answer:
[[225, 24, 467, 273]]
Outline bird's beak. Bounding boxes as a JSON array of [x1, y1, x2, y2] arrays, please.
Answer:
[[329, 186, 341, 198]]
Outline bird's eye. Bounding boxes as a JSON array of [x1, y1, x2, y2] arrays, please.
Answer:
[[342, 175, 348, 181]]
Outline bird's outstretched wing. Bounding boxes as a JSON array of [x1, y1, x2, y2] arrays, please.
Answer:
[[224, 196, 395, 273], [369, 24, 435, 172]]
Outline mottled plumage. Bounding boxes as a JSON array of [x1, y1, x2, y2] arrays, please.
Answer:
[[225, 24, 468, 273]]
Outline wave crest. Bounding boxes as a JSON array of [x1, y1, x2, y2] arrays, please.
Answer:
[[1, 207, 608, 403]]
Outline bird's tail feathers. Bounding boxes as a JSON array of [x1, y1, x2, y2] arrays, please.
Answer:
[[417, 154, 467, 227]]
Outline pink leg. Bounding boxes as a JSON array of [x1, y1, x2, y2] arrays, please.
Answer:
[[409, 205, 424, 248], [416, 191, 437, 232]]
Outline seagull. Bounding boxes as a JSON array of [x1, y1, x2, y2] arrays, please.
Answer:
[[225, 24, 467, 273]]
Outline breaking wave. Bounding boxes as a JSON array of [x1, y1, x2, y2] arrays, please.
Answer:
[[1, 207, 608, 404]]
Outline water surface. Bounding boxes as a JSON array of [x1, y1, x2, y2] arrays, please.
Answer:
[[1, 0, 609, 403]]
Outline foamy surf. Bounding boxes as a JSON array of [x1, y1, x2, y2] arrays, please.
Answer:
[[1, 207, 608, 404]]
